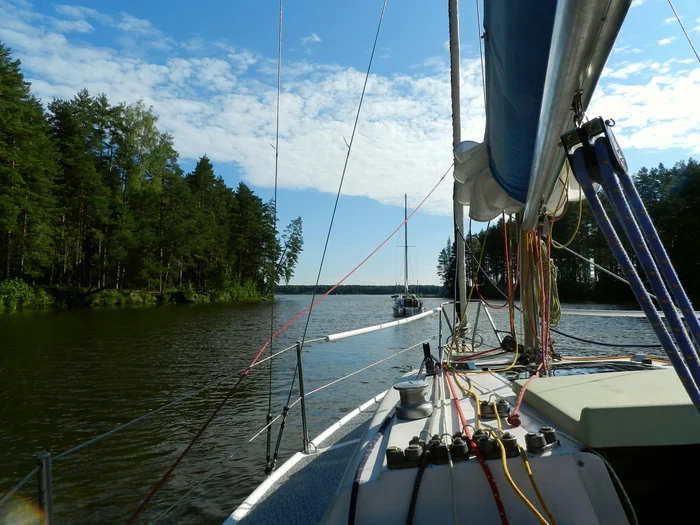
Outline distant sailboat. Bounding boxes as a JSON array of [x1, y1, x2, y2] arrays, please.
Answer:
[[391, 194, 426, 318]]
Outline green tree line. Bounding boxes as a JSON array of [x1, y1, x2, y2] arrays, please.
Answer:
[[276, 284, 444, 296], [0, 43, 303, 310], [437, 158, 700, 303]]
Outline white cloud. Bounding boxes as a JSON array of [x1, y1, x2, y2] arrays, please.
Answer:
[[631, 0, 646, 7], [613, 45, 643, 55], [54, 4, 112, 25], [658, 37, 676, 45], [409, 56, 446, 71], [663, 17, 677, 25], [300, 33, 322, 46], [589, 68, 700, 155], [52, 18, 94, 33], [2, 0, 699, 218], [605, 62, 649, 79], [300, 33, 322, 55], [118, 13, 156, 34]]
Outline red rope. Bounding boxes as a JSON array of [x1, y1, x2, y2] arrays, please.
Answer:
[[126, 167, 451, 522], [473, 285, 510, 309], [445, 373, 509, 524], [506, 362, 543, 427], [454, 347, 502, 361]]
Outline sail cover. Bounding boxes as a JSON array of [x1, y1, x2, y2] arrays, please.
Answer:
[[455, 0, 629, 222], [482, 0, 557, 204], [455, 0, 565, 221]]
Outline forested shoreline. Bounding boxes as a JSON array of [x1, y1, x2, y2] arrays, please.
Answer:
[[437, 158, 700, 303], [276, 284, 444, 296], [0, 43, 303, 312]]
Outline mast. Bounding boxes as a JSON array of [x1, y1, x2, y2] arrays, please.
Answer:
[[404, 193, 409, 293], [448, 0, 468, 326]]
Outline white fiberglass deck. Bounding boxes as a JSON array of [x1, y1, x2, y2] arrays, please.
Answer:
[[321, 368, 628, 525], [227, 355, 696, 525]]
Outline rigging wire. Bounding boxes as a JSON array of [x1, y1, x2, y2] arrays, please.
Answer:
[[475, 0, 486, 103], [266, 0, 284, 476], [457, 222, 664, 349], [267, 0, 390, 472], [666, 0, 700, 65]]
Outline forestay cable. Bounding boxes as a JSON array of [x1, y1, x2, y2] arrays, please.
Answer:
[[268, 0, 390, 471], [666, 0, 700, 65], [266, 0, 284, 476]]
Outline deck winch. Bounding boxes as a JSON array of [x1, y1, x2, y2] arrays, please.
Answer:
[[393, 379, 433, 420]]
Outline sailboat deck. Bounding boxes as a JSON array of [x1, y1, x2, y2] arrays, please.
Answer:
[[229, 356, 689, 524], [321, 365, 630, 524]]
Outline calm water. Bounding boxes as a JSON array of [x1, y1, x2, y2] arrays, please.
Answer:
[[0, 296, 659, 524]]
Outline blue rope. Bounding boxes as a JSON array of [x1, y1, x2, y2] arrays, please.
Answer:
[[615, 166, 700, 351], [569, 145, 700, 411], [593, 139, 700, 398]]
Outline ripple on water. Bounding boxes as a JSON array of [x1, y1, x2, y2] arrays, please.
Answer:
[[0, 296, 659, 523]]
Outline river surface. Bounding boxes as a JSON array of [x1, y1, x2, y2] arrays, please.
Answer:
[[0, 295, 661, 524]]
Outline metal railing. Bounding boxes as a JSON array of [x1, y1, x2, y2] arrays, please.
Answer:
[[0, 299, 502, 523]]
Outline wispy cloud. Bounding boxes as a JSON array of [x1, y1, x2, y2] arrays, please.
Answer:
[[631, 0, 646, 7], [605, 62, 650, 79], [55, 4, 112, 25], [658, 37, 676, 45], [300, 33, 321, 54], [52, 18, 93, 33], [2, 0, 699, 218], [663, 16, 677, 25], [613, 45, 643, 55], [300, 33, 321, 46]]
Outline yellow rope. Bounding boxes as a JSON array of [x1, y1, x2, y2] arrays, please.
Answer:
[[452, 372, 482, 428], [455, 375, 555, 525], [491, 402, 503, 433], [487, 430, 550, 525], [519, 446, 558, 525]]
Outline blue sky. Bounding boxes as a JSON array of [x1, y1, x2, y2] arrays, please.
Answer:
[[1, 0, 699, 286]]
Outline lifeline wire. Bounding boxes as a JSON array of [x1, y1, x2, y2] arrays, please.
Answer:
[[11, 156, 450, 515], [149, 338, 432, 523]]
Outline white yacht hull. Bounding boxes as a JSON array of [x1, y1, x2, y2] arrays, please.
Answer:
[[392, 305, 426, 318]]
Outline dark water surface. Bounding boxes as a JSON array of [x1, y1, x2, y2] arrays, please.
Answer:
[[0, 296, 659, 524]]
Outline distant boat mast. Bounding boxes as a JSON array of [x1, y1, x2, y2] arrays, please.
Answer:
[[404, 193, 409, 294]]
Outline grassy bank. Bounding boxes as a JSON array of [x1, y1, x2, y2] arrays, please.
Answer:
[[0, 279, 263, 313]]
